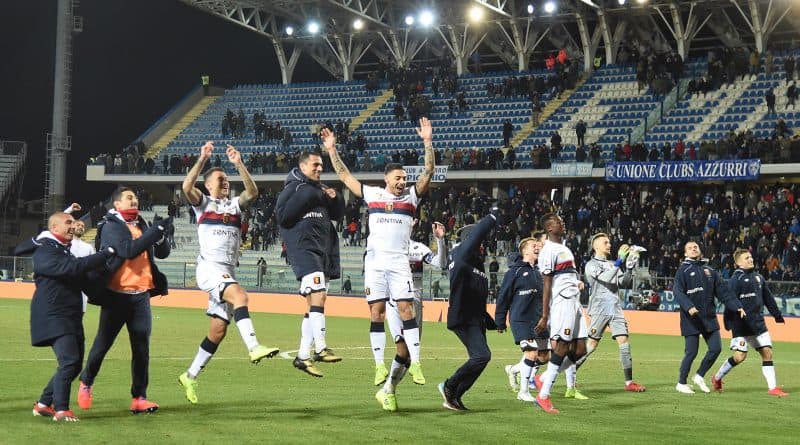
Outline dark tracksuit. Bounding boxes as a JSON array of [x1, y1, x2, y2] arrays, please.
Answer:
[[724, 268, 784, 338], [275, 167, 344, 282], [673, 259, 742, 383], [15, 234, 111, 411], [444, 214, 497, 400], [81, 212, 170, 399], [495, 253, 548, 344]]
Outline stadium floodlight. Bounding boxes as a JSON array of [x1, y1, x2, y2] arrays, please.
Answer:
[[527, 4, 534, 15], [468, 5, 484, 23], [419, 10, 434, 27], [285, 26, 294, 36], [405, 15, 415, 26], [353, 18, 364, 30], [618, 0, 626, 5], [307, 21, 320, 34], [636, 0, 648, 3], [543, 1, 556, 14]]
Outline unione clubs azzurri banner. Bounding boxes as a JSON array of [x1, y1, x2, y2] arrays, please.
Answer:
[[604, 160, 761, 182]]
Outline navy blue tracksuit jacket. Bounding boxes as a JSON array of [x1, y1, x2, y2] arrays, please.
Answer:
[[673, 259, 742, 336], [724, 268, 784, 337]]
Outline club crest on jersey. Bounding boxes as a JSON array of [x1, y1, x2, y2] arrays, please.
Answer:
[[703, 268, 711, 277], [222, 273, 231, 279], [222, 213, 231, 224], [564, 328, 571, 336], [384, 202, 394, 213], [755, 275, 761, 283], [313, 276, 321, 284]]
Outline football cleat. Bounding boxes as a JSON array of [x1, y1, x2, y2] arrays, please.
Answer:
[[408, 362, 426, 385], [293, 357, 323, 378], [675, 383, 695, 394], [249, 344, 280, 364], [505, 365, 520, 391], [692, 374, 711, 393], [375, 388, 397, 412], [374, 363, 389, 386], [517, 391, 536, 402], [53, 410, 79, 422], [534, 395, 559, 414], [768, 387, 789, 397], [438, 382, 462, 412], [32, 402, 55, 418], [77, 381, 92, 410], [564, 388, 589, 400], [530, 373, 543, 391], [625, 381, 647, 392], [178, 372, 199, 404], [130, 397, 159, 414], [313, 348, 342, 363], [711, 377, 723, 392]]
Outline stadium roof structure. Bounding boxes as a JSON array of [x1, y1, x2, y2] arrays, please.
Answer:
[[183, 1, 799, 82]]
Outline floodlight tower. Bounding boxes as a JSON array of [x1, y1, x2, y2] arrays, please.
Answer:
[[45, 0, 82, 216]]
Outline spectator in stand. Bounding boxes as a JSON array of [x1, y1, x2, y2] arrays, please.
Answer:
[[575, 119, 587, 148], [765, 88, 776, 115], [674, 139, 685, 160], [749, 50, 760, 79], [786, 82, 797, 110], [502, 120, 514, 147]]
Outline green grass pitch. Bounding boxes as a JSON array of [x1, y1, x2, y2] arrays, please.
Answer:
[[0, 298, 796, 444]]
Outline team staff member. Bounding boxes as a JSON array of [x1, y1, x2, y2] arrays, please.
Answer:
[[581, 233, 646, 392], [19, 212, 115, 422], [496, 233, 549, 403], [78, 187, 173, 413], [438, 209, 498, 411], [711, 248, 788, 396], [276, 150, 345, 378], [673, 241, 744, 394]]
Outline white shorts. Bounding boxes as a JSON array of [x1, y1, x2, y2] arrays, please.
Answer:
[[364, 251, 414, 304], [386, 294, 422, 342], [730, 332, 772, 352], [549, 295, 587, 342], [196, 261, 238, 322], [299, 271, 327, 296]]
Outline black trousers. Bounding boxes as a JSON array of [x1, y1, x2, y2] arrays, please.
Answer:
[[81, 292, 151, 398], [446, 321, 492, 399], [678, 329, 722, 384], [39, 332, 85, 411]]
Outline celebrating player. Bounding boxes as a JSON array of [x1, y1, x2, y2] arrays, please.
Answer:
[[324, 118, 435, 412], [177, 142, 279, 404], [673, 241, 744, 394], [711, 248, 788, 396], [581, 233, 646, 392], [376, 221, 447, 386], [496, 232, 550, 403], [534, 213, 588, 414], [276, 150, 345, 378]]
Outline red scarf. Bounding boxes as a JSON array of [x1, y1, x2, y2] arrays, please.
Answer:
[[51, 232, 70, 245], [119, 208, 139, 222]]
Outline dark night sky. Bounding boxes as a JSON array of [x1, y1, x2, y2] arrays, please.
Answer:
[[0, 0, 331, 205]]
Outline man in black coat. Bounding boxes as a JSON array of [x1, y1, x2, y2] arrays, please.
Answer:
[[276, 151, 345, 377], [438, 209, 498, 411], [78, 187, 172, 414], [17, 212, 115, 422], [711, 248, 787, 396], [673, 241, 743, 394]]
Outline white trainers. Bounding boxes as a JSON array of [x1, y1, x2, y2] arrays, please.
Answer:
[[692, 374, 711, 393], [675, 383, 695, 394], [517, 391, 536, 402], [504, 365, 519, 391]]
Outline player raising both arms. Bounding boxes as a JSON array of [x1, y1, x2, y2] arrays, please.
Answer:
[[324, 118, 435, 412], [177, 142, 279, 404]]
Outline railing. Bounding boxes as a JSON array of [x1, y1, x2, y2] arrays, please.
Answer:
[[630, 78, 688, 144]]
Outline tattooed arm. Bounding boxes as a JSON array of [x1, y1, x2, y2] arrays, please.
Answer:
[[322, 127, 363, 198]]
